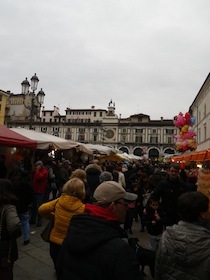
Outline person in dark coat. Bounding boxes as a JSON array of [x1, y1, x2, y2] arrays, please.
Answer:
[[12, 170, 33, 245], [57, 160, 71, 192], [151, 163, 186, 226], [57, 181, 144, 280], [85, 163, 102, 202], [136, 173, 152, 232], [0, 154, 7, 179], [129, 166, 144, 187], [143, 197, 165, 251], [0, 179, 22, 280]]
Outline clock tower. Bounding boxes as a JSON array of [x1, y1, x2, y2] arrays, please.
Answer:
[[101, 100, 119, 142]]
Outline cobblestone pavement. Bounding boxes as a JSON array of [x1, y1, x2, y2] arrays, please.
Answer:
[[14, 219, 153, 280]]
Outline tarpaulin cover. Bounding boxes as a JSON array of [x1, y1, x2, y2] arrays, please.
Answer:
[[171, 149, 210, 162], [81, 143, 118, 155], [0, 125, 36, 149], [11, 127, 77, 150]]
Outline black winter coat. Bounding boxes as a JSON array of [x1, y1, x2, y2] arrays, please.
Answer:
[[13, 179, 33, 213], [151, 175, 186, 226], [58, 214, 144, 280], [85, 164, 101, 200], [143, 207, 165, 236]]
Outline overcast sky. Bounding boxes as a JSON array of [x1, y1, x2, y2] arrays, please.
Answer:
[[0, 0, 209, 120]]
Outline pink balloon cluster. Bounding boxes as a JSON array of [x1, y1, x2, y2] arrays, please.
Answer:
[[174, 112, 197, 152]]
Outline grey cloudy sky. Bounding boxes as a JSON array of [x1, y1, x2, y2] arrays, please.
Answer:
[[0, 0, 209, 120]]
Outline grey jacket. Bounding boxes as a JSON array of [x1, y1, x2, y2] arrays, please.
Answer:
[[155, 221, 210, 280], [0, 204, 22, 261]]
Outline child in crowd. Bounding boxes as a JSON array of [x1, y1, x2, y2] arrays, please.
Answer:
[[143, 197, 165, 251], [124, 200, 136, 234]]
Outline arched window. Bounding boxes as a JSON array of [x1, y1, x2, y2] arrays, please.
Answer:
[[148, 148, 159, 158], [133, 148, 143, 156], [119, 146, 129, 154]]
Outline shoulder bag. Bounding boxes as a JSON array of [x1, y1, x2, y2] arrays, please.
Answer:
[[40, 201, 58, 242], [40, 215, 55, 242]]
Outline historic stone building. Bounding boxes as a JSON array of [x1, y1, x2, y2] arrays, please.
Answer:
[[5, 98, 177, 158], [5, 91, 43, 124], [4, 72, 210, 157], [189, 72, 210, 151], [0, 89, 10, 125]]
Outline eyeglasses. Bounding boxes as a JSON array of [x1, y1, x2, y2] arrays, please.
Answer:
[[115, 200, 129, 207]]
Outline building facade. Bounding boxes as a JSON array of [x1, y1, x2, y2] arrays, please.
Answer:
[[0, 89, 10, 125], [5, 91, 43, 124], [5, 98, 177, 158], [189, 72, 210, 151]]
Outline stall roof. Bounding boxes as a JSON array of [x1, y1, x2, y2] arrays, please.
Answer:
[[171, 149, 210, 162], [0, 125, 36, 149], [122, 152, 143, 161], [11, 127, 78, 150], [75, 143, 93, 155], [99, 152, 143, 163], [81, 143, 118, 155]]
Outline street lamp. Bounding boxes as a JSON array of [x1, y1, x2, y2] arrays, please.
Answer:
[[100, 126, 106, 145], [21, 73, 45, 129]]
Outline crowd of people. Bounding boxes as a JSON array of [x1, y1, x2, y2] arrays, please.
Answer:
[[0, 153, 210, 279]]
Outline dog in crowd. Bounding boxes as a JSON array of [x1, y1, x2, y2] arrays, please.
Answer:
[[128, 237, 155, 278]]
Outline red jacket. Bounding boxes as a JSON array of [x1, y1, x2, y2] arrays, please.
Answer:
[[32, 166, 48, 194]]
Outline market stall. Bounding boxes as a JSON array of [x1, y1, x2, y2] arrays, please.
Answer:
[[81, 143, 118, 155], [99, 153, 127, 163], [99, 152, 143, 163], [171, 149, 210, 163], [10, 127, 95, 166], [0, 125, 36, 149], [11, 127, 78, 150], [121, 152, 143, 161]]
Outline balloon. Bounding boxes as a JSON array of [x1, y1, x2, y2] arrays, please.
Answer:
[[174, 111, 197, 152], [181, 130, 196, 139], [181, 125, 189, 133], [185, 112, 191, 125], [174, 114, 186, 127], [182, 141, 187, 147], [190, 117, 195, 125]]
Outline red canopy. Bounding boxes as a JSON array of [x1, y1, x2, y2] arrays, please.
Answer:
[[171, 149, 210, 162], [0, 125, 36, 149]]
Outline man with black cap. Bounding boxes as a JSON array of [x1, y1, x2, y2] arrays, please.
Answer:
[[57, 181, 144, 280]]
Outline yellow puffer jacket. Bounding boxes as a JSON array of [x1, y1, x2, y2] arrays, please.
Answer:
[[38, 194, 85, 245]]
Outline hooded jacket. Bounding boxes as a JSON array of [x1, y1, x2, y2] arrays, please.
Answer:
[[155, 221, 210, 280], [32, 166, 48, 194], [58, 204, 143, 280], [38, 195, 85, 245]]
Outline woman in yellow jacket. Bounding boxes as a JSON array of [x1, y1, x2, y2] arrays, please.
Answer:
[[38, 178, 85, 273]]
